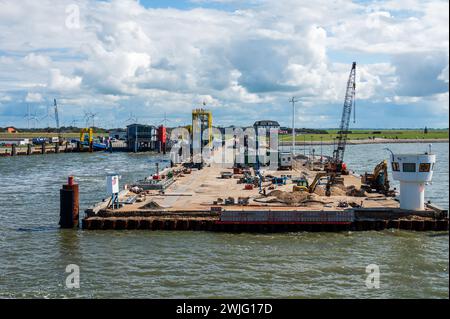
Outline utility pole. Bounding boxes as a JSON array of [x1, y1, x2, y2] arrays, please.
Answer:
[[303, 134, 306, 156], [289, 97, 299, 154], [320, 136, 323, 162]]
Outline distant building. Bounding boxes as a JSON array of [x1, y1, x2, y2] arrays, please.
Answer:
[[252, 120, 281, 165], [126, 124, 158, 152], [0, 138, 29, 146], [253, 120, 280, 130], [5, 126, 17, 133]]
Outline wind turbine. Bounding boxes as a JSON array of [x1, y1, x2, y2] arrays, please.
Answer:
[[40, 103, 54, 128], [83, 111, 93, 128], [70, 118, 79, 128], [23, 104, 40, 129], [124, 112, 137, 125], [30, 109, 40, 129], [24, 104, 32, 129], [90, 112, 98, 128]]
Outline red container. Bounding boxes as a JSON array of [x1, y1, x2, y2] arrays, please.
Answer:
[[158, 126, 167, 144]]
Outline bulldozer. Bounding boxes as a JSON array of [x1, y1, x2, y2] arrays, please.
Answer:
[[361, 160, 391, 195]]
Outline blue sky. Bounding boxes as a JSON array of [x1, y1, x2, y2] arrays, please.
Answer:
[[0, 0, 448, 129]]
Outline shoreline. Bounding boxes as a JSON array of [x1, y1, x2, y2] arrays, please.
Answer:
[[279, 138, 449, 146]]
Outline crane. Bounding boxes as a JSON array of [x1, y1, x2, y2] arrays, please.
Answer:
[[326, 62, 356, 175], [54, 98, 61, 142]]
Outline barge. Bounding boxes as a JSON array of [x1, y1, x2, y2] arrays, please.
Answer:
[[80, 153, 448, 232]]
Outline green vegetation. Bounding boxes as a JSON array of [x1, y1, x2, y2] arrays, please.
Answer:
[[279, 129, 449, 142]]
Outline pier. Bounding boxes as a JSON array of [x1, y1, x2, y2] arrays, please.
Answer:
[[0, 142, 102, 156], [81, 158, 449, 232]]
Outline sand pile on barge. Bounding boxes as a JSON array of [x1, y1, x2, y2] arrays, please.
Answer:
[[265, 190, 324, 206]]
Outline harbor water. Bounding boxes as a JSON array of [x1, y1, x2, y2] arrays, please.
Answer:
[[0, 143, 448, 298]]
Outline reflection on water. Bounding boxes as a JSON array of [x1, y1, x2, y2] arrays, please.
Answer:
[[0, 143, 448, 298]]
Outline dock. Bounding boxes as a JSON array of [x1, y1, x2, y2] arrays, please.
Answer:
[[82, 158, 449, 232]]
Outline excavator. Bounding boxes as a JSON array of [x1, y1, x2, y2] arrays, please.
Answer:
[[294, 172, 335, 197], [361, 160, 392, 195], [308, 172, 335, 196]]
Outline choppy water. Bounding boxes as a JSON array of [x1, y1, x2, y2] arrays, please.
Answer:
[[0, 143, 448, 298]]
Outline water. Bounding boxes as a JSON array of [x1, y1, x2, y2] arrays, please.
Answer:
[[0, 143, 448, 298]]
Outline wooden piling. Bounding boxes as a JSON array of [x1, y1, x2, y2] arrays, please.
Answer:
[[11, 144, 16, 156]]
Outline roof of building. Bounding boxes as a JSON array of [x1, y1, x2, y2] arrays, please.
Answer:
[[253, 120, 280, 127], [126, 123, 155, 128]]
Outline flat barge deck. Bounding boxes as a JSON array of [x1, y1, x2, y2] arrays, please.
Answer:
[[82, 159, 448, 232]]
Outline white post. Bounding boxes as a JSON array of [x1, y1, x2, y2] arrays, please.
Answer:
[[289, 97, 299, 155], [292, 100, 295, 154]]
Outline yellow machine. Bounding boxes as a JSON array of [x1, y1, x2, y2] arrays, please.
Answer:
[[80, 128, 93, 144], [192, 108, 213, 146], [308, 172, 335, 196], [361, 160, 391, 194]]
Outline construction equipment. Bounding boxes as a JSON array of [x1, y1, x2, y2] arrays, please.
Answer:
[[308, 172, 335, 196], [53, 99, 61, 143], [272, 176, 287, 185], [192, 108, 212, 148], [325, 62, 356, 175], [361, 160, 391, 195], [293, 185, 308, 192], [80, 128, 93, 144]]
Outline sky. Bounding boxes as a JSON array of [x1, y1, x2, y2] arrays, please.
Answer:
[[0, 0, 448, 129]]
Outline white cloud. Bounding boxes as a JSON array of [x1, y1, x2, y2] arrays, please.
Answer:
[[23, 53, 51, 68], [438, 64, 449, 83], [25, 92, 43, 102], [0, 94, 12, 102], [0, 0, 448, 128], [49, 69, 82, 91]]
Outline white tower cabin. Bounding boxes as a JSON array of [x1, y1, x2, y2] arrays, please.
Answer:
[[390, 147, 435, 211]]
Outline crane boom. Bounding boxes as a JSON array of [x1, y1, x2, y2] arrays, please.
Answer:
[[54, 98, 61, 141], [333, 62, 356, 167], [54, 98, 60, 129]]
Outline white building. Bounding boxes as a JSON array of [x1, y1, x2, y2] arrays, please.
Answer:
[[390, 148, 436, 210], [0, 138, 30, 146]]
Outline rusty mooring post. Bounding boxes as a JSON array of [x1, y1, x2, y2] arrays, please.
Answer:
[[59, 176, 79, 228]]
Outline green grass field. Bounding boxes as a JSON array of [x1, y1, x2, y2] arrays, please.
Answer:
[[1, 129, 448, 143], [279, 129, 449, 142]]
